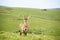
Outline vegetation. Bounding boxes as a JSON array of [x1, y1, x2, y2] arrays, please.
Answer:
[[0, 6, 60, 40]]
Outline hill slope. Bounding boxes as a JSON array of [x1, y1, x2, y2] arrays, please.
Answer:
[[0, 6, 60, 40]]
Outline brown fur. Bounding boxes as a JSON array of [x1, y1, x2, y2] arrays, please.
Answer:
[[19, 16, 29, 36]]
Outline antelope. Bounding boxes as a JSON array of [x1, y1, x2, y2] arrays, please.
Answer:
[[19, 16, 30, 36]]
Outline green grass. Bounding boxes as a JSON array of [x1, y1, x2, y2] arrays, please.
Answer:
[[0, 31, 56, 40], [0, 6, 60, 40]]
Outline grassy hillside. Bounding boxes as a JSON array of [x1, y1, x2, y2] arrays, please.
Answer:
[[0, 31, 56, 40], [0, 6, 60, 40]]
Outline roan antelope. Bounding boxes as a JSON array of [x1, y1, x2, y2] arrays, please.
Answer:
[[19, 16, 30, 36]]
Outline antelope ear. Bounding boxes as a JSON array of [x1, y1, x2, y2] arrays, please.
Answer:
[[23, 15, 25, 19], [28, 16, 32, 19]]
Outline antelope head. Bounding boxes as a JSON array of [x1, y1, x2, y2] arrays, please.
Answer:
[[23, 15, 31, 23]]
